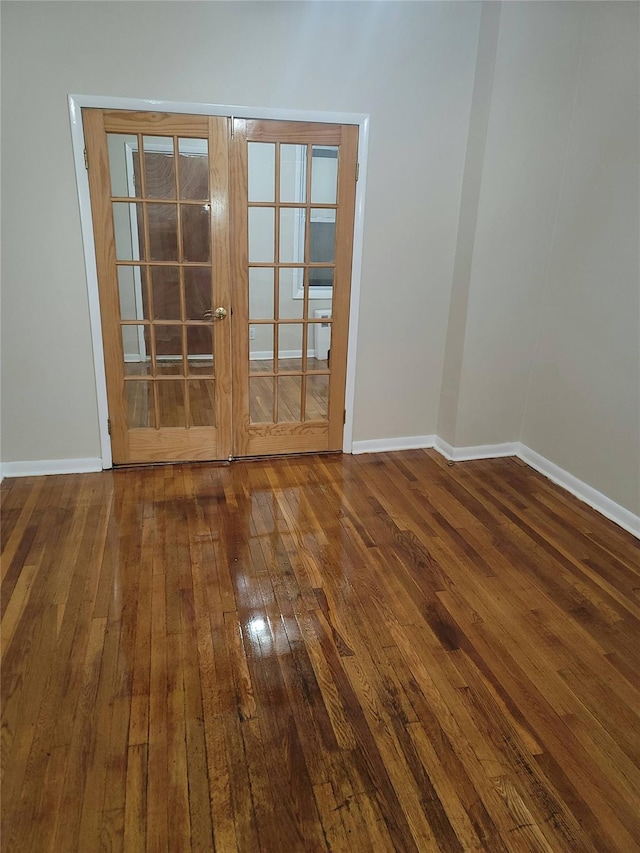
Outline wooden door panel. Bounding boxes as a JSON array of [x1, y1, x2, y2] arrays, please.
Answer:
[[127, 427, 218, 462], [101, 111, 210, 135], [231, 119, 358, 457], [84, 109, 232, 464]]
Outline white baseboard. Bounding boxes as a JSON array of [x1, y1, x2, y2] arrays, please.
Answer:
[[517, 445, 640, 539], [351, 435, 436, 454], [351, 436, 518, 461], [1, 458, 103, 479], [434, 438, 519, 462]]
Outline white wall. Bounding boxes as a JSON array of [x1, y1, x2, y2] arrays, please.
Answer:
[[520, 2, 640, 515], [0, 0, 480, 462], [438, 1, 639, 516], [447, 2, 587, 447], [437, 1, 501, 443]]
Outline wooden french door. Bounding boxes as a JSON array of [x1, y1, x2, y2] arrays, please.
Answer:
[[84, 109, 358, 464], [231, 119, 358, 456]]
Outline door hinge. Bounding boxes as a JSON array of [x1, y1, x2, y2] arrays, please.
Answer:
[[230, 116, 235, 139], [83, 148, 89, 170], [355, 162, 359, 182], [343, 409, 347, 424], [107, 418, 112, 436]]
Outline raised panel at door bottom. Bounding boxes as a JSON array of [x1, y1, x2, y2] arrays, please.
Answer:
[[242, 424, 330, 457], [127, 427, 218, 462]]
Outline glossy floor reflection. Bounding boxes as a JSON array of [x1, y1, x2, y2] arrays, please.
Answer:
[[2, 451, 639, 851]]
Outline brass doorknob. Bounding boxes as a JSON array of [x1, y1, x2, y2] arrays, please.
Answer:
[[213, 306, 228, 320]]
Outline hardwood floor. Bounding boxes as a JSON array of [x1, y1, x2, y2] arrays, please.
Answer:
[[1, 450, 639, 852]]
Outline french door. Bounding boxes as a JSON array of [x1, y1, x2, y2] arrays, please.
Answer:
[[84, 109, 358, 464]]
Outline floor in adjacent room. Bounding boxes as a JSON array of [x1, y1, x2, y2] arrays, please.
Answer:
[[1, 450, 638, 851]]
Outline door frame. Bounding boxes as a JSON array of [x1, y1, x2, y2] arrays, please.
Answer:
[[69, 94, 369, 468]]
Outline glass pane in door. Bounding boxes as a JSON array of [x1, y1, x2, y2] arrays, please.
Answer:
[[279, 268, 304, 319], [107, 134, 139, 198], [182, 204, 211, 262], [248, 143, 276, 202], [184, 267, 212, 320], [189, 380, 215, 426], [113, 203, 145, 260], [187, 327, 214, 375], [310, 146, 338, 204], [305, 375, 329, 421], [278, 324, 303, 372], [150, 266, 181, 320], [154, 324, 183, 364], [147, 204, 178, 261], [280, 144, 307, 203], [307, 269, 334, 315], [309, 321, 331, 369], [249, 268, 274, 320], [157, 381, 185, 427], [124, 380, 155, 428], [250, 376, 274, 423], [250, 324, 274, 373], [178, 138, 209, 200], [143, 136, 176, 198], [310, 210, 336, 263], [122, 325, 151, 376], [248, 208, 275, 262], [118, 266, 149, 321], [278, 376, 301, 422], [279, 208, 305, 263]]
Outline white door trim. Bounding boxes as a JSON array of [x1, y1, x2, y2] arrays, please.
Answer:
[[68, 94, 370, 467]]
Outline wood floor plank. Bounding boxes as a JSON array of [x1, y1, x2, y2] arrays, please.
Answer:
[[2, 451, 639, 851], [124, 743, 147, 852], [195, 620, 241, 852]]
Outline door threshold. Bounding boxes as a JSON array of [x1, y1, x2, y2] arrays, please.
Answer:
[[111, 450, 342, 470], [112, 459, 232, 471], [231, 450, 343, 463]]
